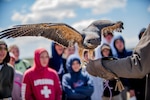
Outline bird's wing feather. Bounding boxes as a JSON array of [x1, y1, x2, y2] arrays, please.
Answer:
[[84, 20, 124, 35], [86, 20, 114, 30], [0, 23, 83, 47]]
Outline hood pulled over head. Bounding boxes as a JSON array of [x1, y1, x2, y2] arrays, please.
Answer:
[[66, 54, 81, 73], [33, 48, 49, 70]]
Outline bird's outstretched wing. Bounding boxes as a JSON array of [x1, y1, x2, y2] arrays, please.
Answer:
[[84, 20, 124, 35], [0, 23, 83, 47]]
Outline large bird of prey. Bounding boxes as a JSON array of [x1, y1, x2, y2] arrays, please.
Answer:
[[0, 20, 123, 61]]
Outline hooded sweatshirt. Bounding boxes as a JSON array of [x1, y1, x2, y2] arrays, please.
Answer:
[[113, 35, 132, 58], [62, 55, 94, 100], [49, 43, 67, 82], [22, 48, 62, 100]]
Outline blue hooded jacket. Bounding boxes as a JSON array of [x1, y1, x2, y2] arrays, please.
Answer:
[[49, 43, 67, 82], [113, 35, 132, 58], [62, 54, 94, 100]]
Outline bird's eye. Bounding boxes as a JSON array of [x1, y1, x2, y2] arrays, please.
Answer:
[[87, 40, 91, 43]]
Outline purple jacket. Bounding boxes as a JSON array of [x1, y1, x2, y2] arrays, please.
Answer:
[[12, 70, 23, 100]]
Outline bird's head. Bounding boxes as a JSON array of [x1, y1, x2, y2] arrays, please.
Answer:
[[82, 31, 101, 49], [82, 20, 124, 49]]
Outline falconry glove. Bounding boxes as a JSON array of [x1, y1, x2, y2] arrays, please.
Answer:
[[86, 57, 124, 92]]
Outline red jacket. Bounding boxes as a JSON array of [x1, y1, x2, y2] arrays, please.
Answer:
[[22, 48, 62, 100]]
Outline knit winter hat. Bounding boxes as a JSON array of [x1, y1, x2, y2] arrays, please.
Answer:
[[101, 44, 111, 52]]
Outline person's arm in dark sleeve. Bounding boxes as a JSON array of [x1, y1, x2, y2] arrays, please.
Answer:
[[62, 74, 87, 99], [75, 74, 94, 96], [86, 24, 150, 79], [75, 85, 94, 96], [104, 24, 150, 78]]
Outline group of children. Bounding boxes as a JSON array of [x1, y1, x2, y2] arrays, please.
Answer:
[[0, 41, 94, 100], [0, 27, 146, 100]]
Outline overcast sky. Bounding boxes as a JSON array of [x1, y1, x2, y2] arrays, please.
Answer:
[[0, 0, 150, 58]]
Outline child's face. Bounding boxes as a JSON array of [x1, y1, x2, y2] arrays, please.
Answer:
[[72, 60, 81, 72], [104, 34, 113, 44], [115, 39, 124, 52], [84, 52, 89, 61], [0, 45, 7, 62], [55, 44, 64, 55], [10, 47, 19, 61], [65, 46, 75, 56], [102, 49, 110, 57], [40, 51, 49, 67]]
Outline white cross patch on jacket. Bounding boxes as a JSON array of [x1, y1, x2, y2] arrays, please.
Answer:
[[41, 86, 51, 98]]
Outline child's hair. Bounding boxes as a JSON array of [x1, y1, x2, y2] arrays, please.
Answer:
[[83, 50, 88, 57], [100, 43, 113, 57], [8, 44, 19, 52], [83, 50, 95, 58]]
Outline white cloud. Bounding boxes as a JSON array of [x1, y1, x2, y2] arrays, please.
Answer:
[[76, 0, 127, 14], [31, 0, 58, 11], [11, 0, 126, 24], [72, 19, 95, 32], [11, 0, 76, 24], [124, 36, 138, 49], [4, 37, 52, 59], [12, 12, 25, 22], [72, 17, 112, 32], [0, 27, 3, 31], [148, 5, 150, 12]]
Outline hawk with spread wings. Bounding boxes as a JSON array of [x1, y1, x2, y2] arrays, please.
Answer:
[[0, 20, 123, 61]]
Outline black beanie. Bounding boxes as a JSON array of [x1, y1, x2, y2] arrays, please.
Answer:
[[0, 40, 10, 63]]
